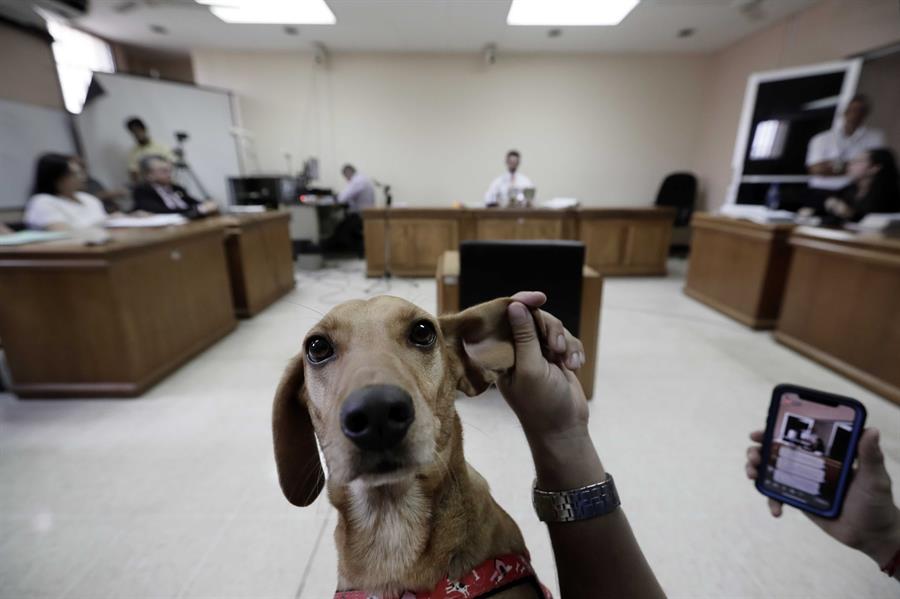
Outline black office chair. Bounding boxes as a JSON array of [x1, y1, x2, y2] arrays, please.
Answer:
[[654, 172, 697, 228], [458, 240, 584, 337]]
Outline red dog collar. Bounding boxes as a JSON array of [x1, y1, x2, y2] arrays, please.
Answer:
[[334, 553, 552, 599]]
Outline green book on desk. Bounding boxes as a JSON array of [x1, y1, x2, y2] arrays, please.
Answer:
[[0, 230, 70, 246]]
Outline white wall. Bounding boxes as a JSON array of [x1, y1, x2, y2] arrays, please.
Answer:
[[193, 50, 709, 208]]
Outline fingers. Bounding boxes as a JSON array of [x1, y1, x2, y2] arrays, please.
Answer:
[[533, 309, 584, 370], [509, 291, 547, 309], [745, 446, 761, 480], [857, 428, 887, 473], [768, 498, 783, 518], [749, 430, 764, 442], [507, 302, 544, 367]]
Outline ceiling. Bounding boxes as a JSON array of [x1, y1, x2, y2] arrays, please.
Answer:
[[6, 0, 819, 54]]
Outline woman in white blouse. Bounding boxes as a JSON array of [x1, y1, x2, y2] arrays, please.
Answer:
[[25, 153, 109, 231]]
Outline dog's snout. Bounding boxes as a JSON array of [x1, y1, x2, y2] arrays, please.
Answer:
[[340, 385, 415, 451]]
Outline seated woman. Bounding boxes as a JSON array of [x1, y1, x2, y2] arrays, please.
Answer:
[[25, 153, 109, 231], [824, 148, 900, 222]]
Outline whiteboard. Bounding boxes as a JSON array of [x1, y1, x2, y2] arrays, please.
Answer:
[[0, 99, 77, 210], [76, 72, 240, 204]]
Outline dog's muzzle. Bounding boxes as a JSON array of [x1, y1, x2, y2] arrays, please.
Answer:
[[340, 384, 415, 452]]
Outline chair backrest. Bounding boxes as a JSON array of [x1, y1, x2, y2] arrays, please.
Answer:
[[654, 172, 697, 226], [458, 240, 584, 335]]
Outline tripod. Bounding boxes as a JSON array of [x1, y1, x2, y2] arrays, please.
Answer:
[[365, 183, 394, 293], [172, 137, 211, 199]]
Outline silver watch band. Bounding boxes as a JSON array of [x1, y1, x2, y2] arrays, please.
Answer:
[[532, 473, 620, 523]]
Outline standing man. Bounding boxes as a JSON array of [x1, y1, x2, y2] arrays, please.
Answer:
[[323, 164, 376, 254], [132, 156, 218, 219], [806, 95, 885, 192], [125, 117, 176, 182], [484, 149, 534, 207]]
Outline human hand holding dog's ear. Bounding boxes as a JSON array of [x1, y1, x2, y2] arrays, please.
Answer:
[[498, 297, 602, 492], [498, 300, 589, 444]]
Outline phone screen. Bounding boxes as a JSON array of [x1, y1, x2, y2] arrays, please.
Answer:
[[760, 389, 863, 513]]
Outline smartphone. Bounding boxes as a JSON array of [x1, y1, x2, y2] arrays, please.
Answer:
[[756, 384, 867, 519]]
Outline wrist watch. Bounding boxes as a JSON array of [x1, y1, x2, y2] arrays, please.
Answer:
[[532, 473, 620, 523]]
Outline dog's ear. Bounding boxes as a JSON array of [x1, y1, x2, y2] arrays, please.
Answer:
[[439, 298, 515, 396], [272, 353, 325, 507]]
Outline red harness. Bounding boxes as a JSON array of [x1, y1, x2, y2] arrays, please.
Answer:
[[333, 553, 552, 599]]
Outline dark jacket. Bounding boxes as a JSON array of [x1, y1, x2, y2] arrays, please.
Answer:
[[132, 183, 203, 218], [838, 178, 900, 222]]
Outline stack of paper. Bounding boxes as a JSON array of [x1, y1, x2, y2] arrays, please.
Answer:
[[0, 230, 70, 246], [105, 214, 188, 228], [719, 204, 796, 224]]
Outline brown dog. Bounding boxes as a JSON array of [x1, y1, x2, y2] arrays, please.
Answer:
[[273, 296, 578, 597]]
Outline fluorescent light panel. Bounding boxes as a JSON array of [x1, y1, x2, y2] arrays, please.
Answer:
[[202, 0, 336, 25], [507, 0, 640, 26]]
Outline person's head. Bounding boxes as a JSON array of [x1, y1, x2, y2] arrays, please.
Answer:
[[126, 117, 150, 145], [847, 148, 898, 183], [140, 155, 173, 186], [505, 150, 520, 173], [842, 94, 871, 133], [342, 164, 356, 181], [31, 153, 84, 198]]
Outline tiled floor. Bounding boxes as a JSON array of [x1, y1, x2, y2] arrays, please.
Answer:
[[1, 259, 898, 599]]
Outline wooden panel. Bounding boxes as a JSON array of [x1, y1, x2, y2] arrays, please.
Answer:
[[0, 266, 124, 384], [363, 208, 672, 278], [436, 251, 460, 316], [578, 219, 628, 269], [684, 214, 793, 329], [379, 218, 460, 277], [226, 213, 295, 317], [475, 218, 519, 240], [575, 267, 602, 400], [625, 221, 670, 269], [775, 229, 900, 405], [0, 222, 236, 398]]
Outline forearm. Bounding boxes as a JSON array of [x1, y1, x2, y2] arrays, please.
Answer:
[[529, 432, 666, 599], [860, 512, 900, 582]]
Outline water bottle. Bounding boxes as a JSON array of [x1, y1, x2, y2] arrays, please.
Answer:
[[765, 183, 781, 211]]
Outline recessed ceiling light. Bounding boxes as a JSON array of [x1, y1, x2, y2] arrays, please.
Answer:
[[507, 0, 639, 26], [203, 0, 336, 25]]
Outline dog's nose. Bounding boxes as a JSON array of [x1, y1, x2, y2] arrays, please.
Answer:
[[340, 384, 415, 451]]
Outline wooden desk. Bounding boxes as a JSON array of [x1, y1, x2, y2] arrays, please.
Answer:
[[363, 207, 674, 278], [225, 211, 295, 317], [0, 219, 237, 398], [436, 250, 603, 399], [684, 213, 794, 329], [577, 208, 674, 275], [775, 227, 900, 406]]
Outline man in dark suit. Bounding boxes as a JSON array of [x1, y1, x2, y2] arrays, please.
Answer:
[[132, 156, 219, 219]]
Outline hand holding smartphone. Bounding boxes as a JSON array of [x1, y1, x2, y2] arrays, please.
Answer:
[[756, 384, 867, 519]]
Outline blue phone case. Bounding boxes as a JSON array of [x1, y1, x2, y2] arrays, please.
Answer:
[[755, 383, 867, 519]]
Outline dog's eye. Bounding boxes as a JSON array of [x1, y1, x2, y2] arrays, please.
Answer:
[[409, 320, 437, 347], [306, 336, 334, 364]]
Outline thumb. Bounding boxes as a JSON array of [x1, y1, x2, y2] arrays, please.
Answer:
[[507, 302, 543, 367], [857, 428, 886, 472]]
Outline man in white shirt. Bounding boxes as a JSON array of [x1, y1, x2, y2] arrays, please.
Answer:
[[323, 164, 376, 254], [806, 95, 886, 191], [337, 164, 376, 213], [484, 150, 534, 207]]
